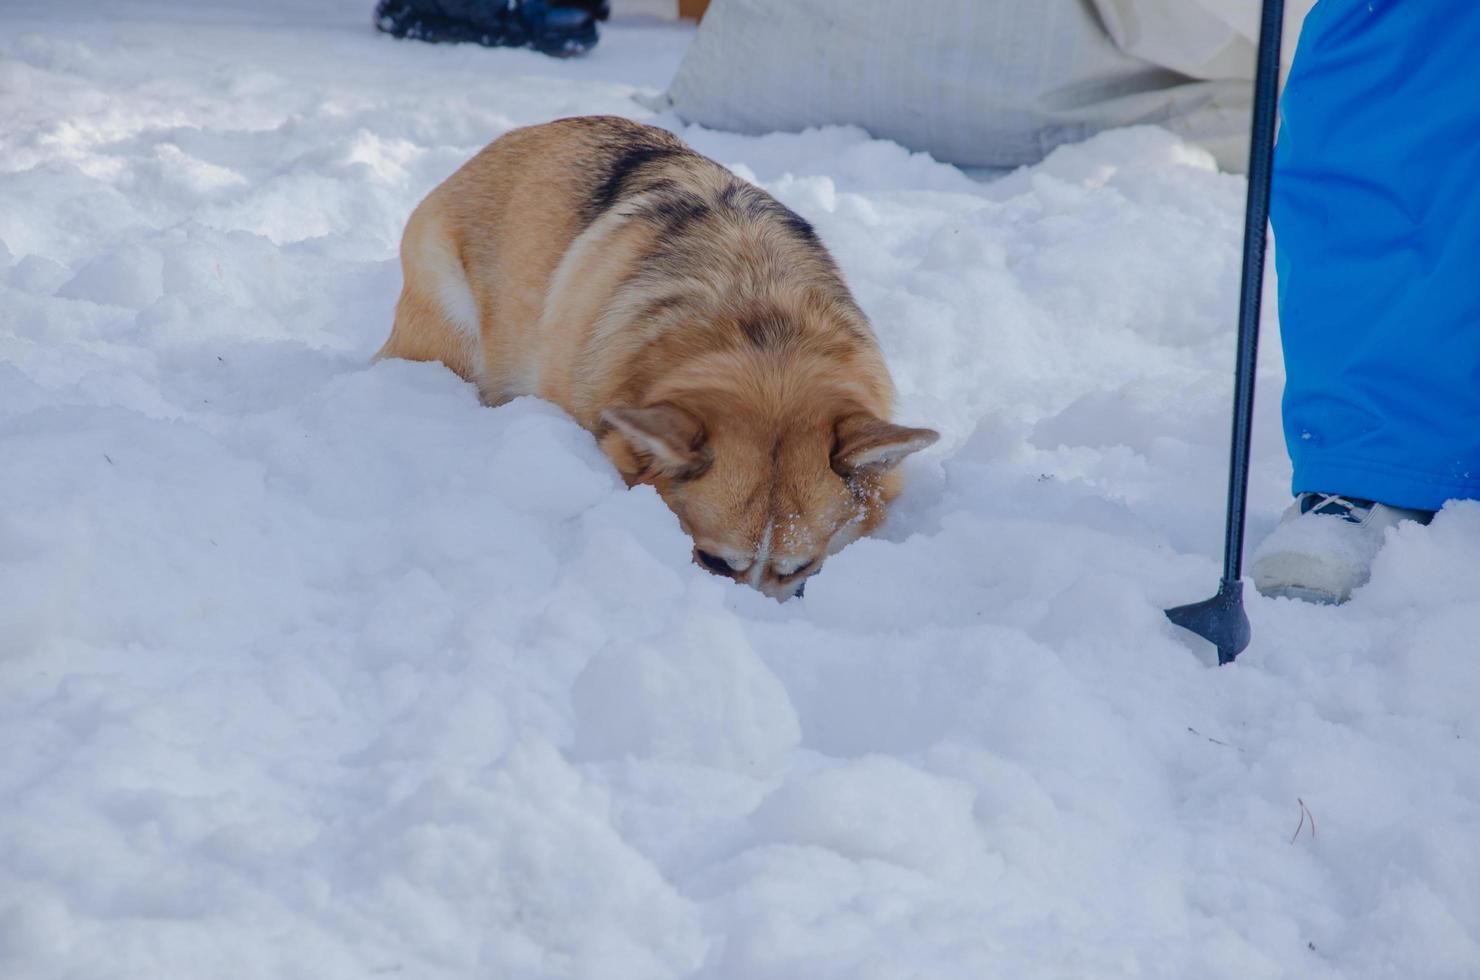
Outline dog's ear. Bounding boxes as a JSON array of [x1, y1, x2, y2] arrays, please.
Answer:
[[601, 404, 710, 479], [832, 414, 939, 476]]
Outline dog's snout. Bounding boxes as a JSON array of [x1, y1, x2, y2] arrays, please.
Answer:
[[694, 543, 819, 600]]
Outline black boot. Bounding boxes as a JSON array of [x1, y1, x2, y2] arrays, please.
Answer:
[[520, 0, 601, 57], [374, 0, 599, 57]]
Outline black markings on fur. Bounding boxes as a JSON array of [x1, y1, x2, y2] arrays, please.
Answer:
[[586, 140, 688, 227], [738, 309, 797, 349], [716, 182, 823, 252], [717, 182, 749, 213], [575, 118, 825, 259], [780, 211, 821, 248], [638, 177, 681, 201], [637, 192, 712, 238]]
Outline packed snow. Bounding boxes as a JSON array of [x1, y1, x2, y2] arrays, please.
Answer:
[[3, 2, 1479, 978]]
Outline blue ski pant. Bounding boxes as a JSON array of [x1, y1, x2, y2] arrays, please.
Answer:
[[1271, 0, 1480, 511]]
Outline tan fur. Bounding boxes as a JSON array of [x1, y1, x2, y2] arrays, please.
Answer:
[[378, 116, 937, 598]]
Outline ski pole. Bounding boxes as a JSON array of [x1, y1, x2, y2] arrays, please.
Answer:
[[1164, 0, 1285, 665]]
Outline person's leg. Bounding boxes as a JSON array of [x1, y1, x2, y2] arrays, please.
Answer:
[[1272, 0, 1480, 508], [1254, 0, 1480, 602]]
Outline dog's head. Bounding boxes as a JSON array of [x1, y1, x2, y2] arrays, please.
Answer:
[[600, 384, 936, 599]]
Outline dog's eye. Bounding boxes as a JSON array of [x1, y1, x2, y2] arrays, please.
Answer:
[[696, 550, 736, 575], [780, 560, 816, 579]]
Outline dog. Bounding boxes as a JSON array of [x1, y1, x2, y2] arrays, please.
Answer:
[[377, 116, 937, 598]]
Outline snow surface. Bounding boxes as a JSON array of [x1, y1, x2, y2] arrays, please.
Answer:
[[3, 3, 1479, 978]]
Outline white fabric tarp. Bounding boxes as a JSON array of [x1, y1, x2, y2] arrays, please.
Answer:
[[664, 0, 1315, 172]]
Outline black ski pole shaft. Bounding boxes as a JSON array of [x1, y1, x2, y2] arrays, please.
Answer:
[[1224, 0, 1284, 584], [1164, 0, 1284, 665]]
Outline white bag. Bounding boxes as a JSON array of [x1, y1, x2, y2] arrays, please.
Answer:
[[663, 0, 1314, 172]]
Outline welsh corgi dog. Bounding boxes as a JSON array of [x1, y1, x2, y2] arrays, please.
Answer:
[[377, 116, 937, 599]]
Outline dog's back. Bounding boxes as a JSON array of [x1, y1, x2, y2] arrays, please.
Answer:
[[380, 116, 935, 597]]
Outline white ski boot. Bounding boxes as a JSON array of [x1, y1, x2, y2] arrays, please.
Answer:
[[1251, 492, 1433, 604]]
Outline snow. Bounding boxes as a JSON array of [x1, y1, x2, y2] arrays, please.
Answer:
[[3, 2, 1479, 978]]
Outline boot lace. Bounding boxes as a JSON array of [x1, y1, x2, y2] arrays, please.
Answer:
[[1299, 492, 1373, 523]]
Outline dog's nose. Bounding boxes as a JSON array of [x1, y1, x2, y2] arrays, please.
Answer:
[[794, 579, 806, 598], [758, 579, 806, 602]]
